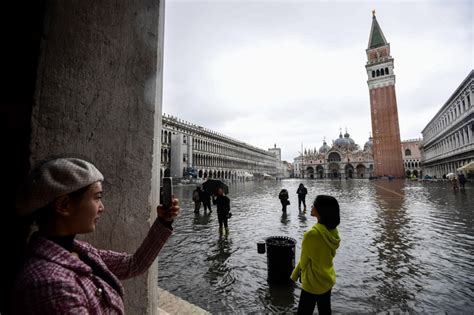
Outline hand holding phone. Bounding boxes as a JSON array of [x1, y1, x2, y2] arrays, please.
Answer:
[[161, 177, 173, 208]]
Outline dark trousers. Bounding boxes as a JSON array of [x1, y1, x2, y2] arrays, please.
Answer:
[[217, 210, 228, 228], [298, 196, 306, 209], [203, 200, 211, 211], [297, 289, 331, 315], [194, 201, 201, 212], [280, 200, 287, 212]]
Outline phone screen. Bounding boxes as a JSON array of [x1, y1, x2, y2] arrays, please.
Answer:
[[162, 177, 173, 208]]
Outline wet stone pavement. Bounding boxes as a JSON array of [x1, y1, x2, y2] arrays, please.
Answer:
[[157, 179, 474, 313]]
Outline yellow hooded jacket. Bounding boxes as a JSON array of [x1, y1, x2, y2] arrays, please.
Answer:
[[291, 223, 341, 294]]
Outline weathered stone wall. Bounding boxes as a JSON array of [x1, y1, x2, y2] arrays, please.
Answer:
[[30, 1, 164, 313]]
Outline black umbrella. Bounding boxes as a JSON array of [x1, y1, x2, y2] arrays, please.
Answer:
[[202, 179, 229, 195]]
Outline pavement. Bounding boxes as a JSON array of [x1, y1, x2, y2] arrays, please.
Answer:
[[157, 287, 210, 315]]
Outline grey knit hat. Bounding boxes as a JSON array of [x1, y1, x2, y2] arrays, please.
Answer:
[[16, 158, 104, 216]]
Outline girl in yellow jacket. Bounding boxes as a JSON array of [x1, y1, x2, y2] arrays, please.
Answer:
[[291, 195, 341, 314]]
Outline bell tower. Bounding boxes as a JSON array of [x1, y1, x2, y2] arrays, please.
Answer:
[[365, 11, 404, 177]]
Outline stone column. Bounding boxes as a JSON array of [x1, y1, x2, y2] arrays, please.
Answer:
[[30, 1, 165, 314]]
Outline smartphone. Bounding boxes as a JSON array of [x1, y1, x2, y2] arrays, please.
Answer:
[[161, 177, 173, 208]]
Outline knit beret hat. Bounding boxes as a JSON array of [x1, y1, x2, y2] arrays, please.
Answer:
[[16, 158, 104, 216]]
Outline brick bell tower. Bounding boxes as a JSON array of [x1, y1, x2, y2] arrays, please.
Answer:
[[365, 11, 404, 177]]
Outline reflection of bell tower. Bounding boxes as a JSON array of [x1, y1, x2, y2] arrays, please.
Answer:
[[365, 11, 404, 177]]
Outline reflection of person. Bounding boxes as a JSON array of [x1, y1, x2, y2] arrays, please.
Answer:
[[13, 158, 179, 314], [192, 186, 202, 213], [279, 189, 290, 212], [212, 188, 230, 235], [291, 195, 341, 315], [296, 183, 308, 211]]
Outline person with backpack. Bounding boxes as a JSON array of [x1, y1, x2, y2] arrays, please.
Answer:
[[278, 189, 290, 212], [297, 183, 308, 211]]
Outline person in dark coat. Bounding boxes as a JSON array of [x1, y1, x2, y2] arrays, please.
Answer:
[[212, 187, 230, 235], [297, 183, 308, 211], [201, 189, 212, 212], [458, 173, 466, 189], [279, 189, 290, 212], [12, 157, 179, 314]]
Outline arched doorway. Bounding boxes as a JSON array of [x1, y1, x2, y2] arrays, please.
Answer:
[[345, 164, 354, 179], [328, 163, 339, 179], [316, 165, 324, 179], [356, 164, 366, 178], [306, 166, 314, 179]]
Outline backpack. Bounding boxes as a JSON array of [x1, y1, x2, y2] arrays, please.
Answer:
[[279, 189, 288, 199], [192, 190, 200, 201]]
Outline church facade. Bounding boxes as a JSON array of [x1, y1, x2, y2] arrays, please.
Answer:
[[293, 130, 374, 179]]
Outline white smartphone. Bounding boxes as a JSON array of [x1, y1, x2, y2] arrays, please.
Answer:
[[162, 177, 173, 208]]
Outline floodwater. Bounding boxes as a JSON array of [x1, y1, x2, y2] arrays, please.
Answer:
[[157, 179, 474, 313]]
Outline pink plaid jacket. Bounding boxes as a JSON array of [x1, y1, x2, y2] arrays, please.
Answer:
[[13, 219, 172, 314]]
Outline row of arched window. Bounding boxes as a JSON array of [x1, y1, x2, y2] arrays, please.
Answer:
[[161, 125, 276, 165], [371, 67, 389, 78], [425, 124, 473, 159], [404, 161, 420, 169], [424, 93, 472, 140]]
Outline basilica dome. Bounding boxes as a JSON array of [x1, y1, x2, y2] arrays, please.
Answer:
[[319, 140, 331, 153], [364, 137, 373, 151], [334, 132, 351, 148], [344, 131, 355, 146]]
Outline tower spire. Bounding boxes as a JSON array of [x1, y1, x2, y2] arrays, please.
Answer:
[[367, 10, 388, 49]]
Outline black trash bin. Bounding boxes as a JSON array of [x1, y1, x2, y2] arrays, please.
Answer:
[[265, 236, 296, 284]]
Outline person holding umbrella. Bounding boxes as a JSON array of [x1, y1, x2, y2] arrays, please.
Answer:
[[212, 187, 231, 236]]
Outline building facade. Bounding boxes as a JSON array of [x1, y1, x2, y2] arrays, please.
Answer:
[[402, 139, 422, 177], [268, 144, 289, 179], [293, 130, 374, 179], [161, 114, 280, 181], [421, 70, 474, 178], [365, 12, 405, 177]]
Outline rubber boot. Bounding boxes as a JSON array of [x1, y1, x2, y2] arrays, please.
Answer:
[[225, 227, 229, 236], [219, 227, 224, 235]]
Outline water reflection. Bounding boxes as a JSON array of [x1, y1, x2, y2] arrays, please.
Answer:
[[371, 180, 416, 312], [280, 212, 290, 225], [193, 211, 212, 226], [297, 211, 308, 224], [158, 179, 474, 313]]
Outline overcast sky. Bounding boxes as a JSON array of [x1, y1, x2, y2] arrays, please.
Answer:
[[162, 0, 472, 162]]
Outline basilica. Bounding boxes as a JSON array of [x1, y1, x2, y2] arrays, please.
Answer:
[[293, 130, 374, 179]]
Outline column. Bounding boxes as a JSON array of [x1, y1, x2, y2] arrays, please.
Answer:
[[28, 2, 166, 313]]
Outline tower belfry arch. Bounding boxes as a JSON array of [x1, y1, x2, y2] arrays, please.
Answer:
[[365, 11, 405, 177]]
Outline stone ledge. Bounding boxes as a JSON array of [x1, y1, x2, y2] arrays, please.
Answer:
[[158, 287, 210, 315]]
